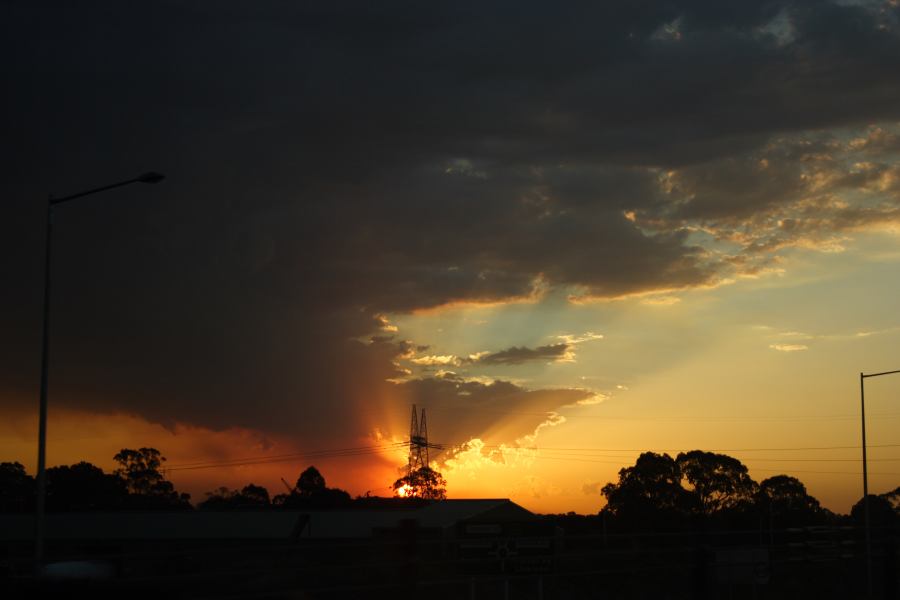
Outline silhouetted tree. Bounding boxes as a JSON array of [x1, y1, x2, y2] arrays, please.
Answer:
[[676, 450, 757, 515], [296, 466, 326, 498], [198, 487, 239, 510], [113, 448, 190, 509], [392, 466, 447, 500], [46, 462, 126, 511], [281, 466, 352, 508], [113, 448, 166, 495], [601, 452, 690, 525], [851, 494, 898, 531], [241, 483, 270, 506], [756, 475, 822, 522], [0, 462, 34, 513], [600, 452, 837, 531], [758, 475, 818, 510]]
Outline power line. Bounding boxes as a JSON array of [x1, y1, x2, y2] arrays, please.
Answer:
[[425, 405, 900, 422], [167, 443, 405, 468], [166, 450, 393, 472], [161, 441, 900, 473], [165, 443, 406, 472], [501, 454, 900, 475], [498, 448, 900, 462], [526, 452, 900, 463], [474, 442, 900, 452], [748, 467, 900, 476]]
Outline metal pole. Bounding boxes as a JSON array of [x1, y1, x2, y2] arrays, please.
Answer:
[[861, 372, 872, 598], [859, 368, 900, 599], [34, 200, 53, 573], [32, 173, 164, 574]]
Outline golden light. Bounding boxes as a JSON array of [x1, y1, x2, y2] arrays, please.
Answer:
[[395, 484, 411, 498]]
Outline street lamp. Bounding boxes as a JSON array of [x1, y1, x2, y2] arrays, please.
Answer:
[[859, 368, 900, 598], [34, 172, 165, 570]]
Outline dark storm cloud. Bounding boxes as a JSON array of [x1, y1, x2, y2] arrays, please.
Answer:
[[2, 0, 900, 440]]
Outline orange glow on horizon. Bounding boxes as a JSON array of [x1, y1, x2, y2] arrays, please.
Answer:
[[0, 407, 407, 505]]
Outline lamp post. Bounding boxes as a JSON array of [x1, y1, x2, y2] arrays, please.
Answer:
[[860, 368, 900, 598], [34, 172, 165, 571]]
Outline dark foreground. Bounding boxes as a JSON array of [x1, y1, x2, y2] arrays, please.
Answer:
[[3, 525, 898, 599]]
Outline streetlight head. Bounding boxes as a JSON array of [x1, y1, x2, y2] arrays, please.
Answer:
[[137, 172, 165, 184]]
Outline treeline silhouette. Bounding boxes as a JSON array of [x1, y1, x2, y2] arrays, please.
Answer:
[[548, 450, 900, 537], [1, 448, 190, 512], [203, 465, 354, 510], [0, 448, 422, 512], [2, 448, 899, 531]]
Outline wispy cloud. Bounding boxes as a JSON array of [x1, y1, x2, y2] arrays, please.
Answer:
[[407, 332, 604, 369], [640, 295, 682, 306], [476, 332, 604, 365], [762, 324, 900, 353], [477, 343, 572, 365], [556, 332, 604, 345], [769, 344, 808, 352], [410, 354, 460, 366]]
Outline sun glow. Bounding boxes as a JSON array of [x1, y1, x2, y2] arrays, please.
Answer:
[[395, 484, 412, 498]]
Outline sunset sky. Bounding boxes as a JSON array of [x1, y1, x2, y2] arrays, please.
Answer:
[[3, 1, 900, 514]]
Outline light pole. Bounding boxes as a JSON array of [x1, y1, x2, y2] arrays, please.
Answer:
[[34, 172, 165, 571], [860, 368, 900, 598]]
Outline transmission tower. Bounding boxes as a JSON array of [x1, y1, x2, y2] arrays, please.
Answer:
[[408, 404, 429, 476]]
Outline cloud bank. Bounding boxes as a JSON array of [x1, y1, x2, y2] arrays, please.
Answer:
[[1, 0, 899, 451]]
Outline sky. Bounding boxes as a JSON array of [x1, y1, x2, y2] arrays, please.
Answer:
[[2, 0, 900, 514]]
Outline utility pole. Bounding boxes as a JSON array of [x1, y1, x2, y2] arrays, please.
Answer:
[[859, 368, 900, 598], [33, 172, 164, 572]]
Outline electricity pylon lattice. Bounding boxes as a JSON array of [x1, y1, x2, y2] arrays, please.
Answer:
[[408, 404, 429, 476]]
